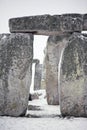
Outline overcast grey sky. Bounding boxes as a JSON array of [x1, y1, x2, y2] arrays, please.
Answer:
[[0, 0, 87, 33], [0, 0, 87, 63]]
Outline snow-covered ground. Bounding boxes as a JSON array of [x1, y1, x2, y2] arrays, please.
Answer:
[[1, 116, 87, 130], [0, 89, 87, 130], [26, 89, 60, 117]]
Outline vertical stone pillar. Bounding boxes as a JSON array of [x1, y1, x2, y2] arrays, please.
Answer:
[[60, 33, 87, 117], [0, 33, 33, 116], [45, 34, 70, 105], [33, 59, 42, 90]]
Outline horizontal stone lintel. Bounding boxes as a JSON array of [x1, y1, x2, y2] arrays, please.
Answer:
[[9, 14, 87, 35]]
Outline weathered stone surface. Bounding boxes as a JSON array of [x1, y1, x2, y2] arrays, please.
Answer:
[[59, 33, 87, 117], [83, 14, 87, 30], [61, 14, 83, 32], [9, 14, 86, 35], [9, 15, 61, 35], [0, 33, 33, 116], [45, 34, 70, 105], [34, 60, 42, 90]]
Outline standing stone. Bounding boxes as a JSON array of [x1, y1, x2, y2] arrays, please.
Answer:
[[60, 33, 87, 117], [0, 33, 33, 116], [45, 34, 70, 105], [34, 60, 42, 90]]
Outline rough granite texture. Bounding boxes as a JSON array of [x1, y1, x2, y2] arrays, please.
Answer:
[[60, 33, 87, 117], [9, 14, 87, 35], [45, 34, 70, 105], [0, 33, 33, 116]]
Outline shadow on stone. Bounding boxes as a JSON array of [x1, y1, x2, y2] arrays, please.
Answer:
[[27, 105, 42, 111], [25, 114, 62, 118]]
